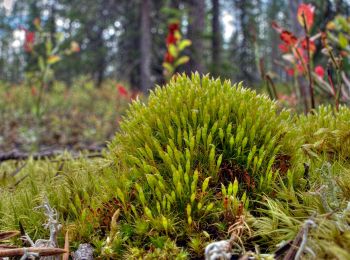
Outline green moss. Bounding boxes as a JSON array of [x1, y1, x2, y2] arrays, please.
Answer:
[[252, 161, 350, 258], [297, 105, 350, 163], [106, 73, 297, 257]]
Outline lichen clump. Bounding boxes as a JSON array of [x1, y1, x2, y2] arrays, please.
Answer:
[[107, 74, 293, 256]]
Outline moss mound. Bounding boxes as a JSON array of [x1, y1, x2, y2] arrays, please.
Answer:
[[107, 74, 296, 257]]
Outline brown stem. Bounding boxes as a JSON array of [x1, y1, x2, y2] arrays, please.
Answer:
[[327, 67, 339, 111], [292, 47, 309, 113], [302, 13, 315, 111], [258, 58, 274, 99], [265, 75, 278, 100]]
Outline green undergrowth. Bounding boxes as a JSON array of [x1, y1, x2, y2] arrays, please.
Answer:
[[0, 74, 349, 258], [0, 153, 121, 248], [298, 105, 350, 162], [0, 78, 131, 152], [252, 160, 350, 259]]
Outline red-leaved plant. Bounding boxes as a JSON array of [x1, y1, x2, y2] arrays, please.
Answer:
[[162, 20, 191, 81], [271, 3, 348, 111], [22, 18, 80, 118]]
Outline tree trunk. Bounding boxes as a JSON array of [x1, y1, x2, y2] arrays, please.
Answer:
[[288, 0, 302, 36], [140, 0, 152, 92], [211, 0, 221, 76], [92, 28, 106, 88], [235, 0, 257, 82], [187, 0, 206, 74], [48, 4, 57, 46]]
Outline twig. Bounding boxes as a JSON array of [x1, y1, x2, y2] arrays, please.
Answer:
[[10, 162, 28, 177], [0, 146, 104, 162], [327, 67, 339, 111], [62, 231, 69, 260], [0, 247, 66, 257], [274, 241, 293, 259], [54, 161, 65, 177], [12, 175, 29, 188]]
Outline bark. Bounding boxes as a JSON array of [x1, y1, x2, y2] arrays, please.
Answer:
[[187, 0, 206, 74], [235, 0, 257, 81], [94, 28, 106, 88], [211, 0, 221, 76], [140, 0, 152, 92]]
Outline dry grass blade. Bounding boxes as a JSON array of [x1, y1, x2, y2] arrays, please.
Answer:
[[0, 247, 67, 257], [62, 230, 69, 260], [0, 231, 20, 241]]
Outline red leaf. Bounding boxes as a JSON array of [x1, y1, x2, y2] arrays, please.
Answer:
[[164, 52, 174, 63], [24, 31, 35, 52], [278, 43, 289, 53], [168, 22, 179, 33], [166, 33, 177, 45], [285, 68, 295, 76], [301, 38, 316, 54], [280, 31, 297, 46], [117, 85, 129, 98], [297, 3, 315, 31], [314, 65, 325, 78], [297, 63, 305, 74]]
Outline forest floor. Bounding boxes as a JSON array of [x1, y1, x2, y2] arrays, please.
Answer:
[[1, 76, 350, 259], [0, 80, 132, 155]]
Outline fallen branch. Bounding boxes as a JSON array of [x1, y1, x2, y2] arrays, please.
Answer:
[[0, 145, 104, 162]]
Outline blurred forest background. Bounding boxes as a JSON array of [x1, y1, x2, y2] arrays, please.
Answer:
[[2, 0, 350, 153], [1, 0, 350, 91]]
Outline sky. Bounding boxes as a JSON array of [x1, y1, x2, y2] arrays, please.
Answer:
[[222, 10, 235, 40]]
